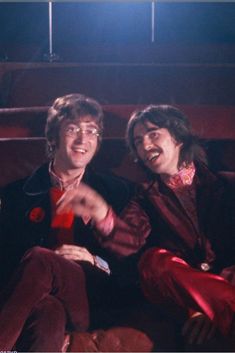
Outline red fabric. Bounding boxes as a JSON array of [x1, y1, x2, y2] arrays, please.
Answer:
[[96, 163, 224, 264], [16, 296, 67, 351], [49, 187, 75, 247], [162, 162, 195, 189], [139, 248, 235, 336], [162, 163, 199, 233]]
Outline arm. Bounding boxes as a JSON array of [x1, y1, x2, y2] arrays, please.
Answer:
[[56, 182, 152, 258], [94, 197, 151, 257], [54, 244, 111, 274]]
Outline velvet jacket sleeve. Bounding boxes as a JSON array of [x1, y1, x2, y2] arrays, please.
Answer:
[[95, 186, 152, 258]]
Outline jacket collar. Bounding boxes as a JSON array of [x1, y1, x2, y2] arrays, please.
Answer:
[[23, 163, 52, 196], [23, 162, 93, 196], [140, 162, 220, 249]]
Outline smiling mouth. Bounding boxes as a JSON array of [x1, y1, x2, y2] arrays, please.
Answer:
[[146, 151, 160, 162], [72, 147, 86, 154]]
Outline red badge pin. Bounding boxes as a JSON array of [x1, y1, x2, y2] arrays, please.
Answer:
[[29, 207, 45, 223]]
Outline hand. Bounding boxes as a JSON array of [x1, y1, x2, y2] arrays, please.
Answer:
[[182, 311, 217, 345], [56, 182, 109, 223], [55, 244, 95, 265]]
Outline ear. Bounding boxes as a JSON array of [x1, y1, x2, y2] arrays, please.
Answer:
[[48, 139, 57, 153]]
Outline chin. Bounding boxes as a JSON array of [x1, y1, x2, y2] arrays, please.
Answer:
[[148, 163, 161, 174], [68, 161, 85, 169]]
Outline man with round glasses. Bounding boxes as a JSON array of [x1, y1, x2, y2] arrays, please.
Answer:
[[0, 93, 135, 351]]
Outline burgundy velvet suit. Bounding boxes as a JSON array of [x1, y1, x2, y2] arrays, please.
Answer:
[[99, 162, 235, 335]]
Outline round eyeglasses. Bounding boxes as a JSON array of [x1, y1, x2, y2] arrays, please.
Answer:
[[64, 126, 100, 138]]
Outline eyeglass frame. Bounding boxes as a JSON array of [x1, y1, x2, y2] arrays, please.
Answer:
[[64, 125, 100, 139]]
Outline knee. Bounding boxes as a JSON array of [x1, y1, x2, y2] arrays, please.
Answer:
[[21, 246, 56, 271], [139, 247, 187, 282], [23, 246, 54, 262]]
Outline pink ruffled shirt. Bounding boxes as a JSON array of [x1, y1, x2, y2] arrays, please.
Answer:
[[162, 163, 199, 232]]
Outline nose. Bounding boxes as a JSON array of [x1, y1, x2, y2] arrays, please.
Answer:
[[74, 129, 86, 143], [142, 135, 153, 151]]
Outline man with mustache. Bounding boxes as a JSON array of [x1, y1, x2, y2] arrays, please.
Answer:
[[59, 105, 235, 350], [0, 93, 135, 351]]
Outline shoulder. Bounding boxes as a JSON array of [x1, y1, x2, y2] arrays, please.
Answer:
[[0, 163, 49, 210], [196, 162, 235, 187], [0, 177, 27, 219], [194, 163, 235, 211], [1, 177, 26, 200], [217, 171, 235, 186], [1, 163, 47, 193], [195, 161, 223, 185]]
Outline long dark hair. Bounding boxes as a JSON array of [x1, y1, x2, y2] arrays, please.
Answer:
[[126, 105, 206, 173]]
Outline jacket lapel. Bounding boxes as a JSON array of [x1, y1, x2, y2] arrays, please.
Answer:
[[23, 163, 52, 244], [143, 179, 199, 250]]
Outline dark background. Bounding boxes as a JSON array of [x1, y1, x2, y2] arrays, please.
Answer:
[[0, 2, 235, 62], [0, 2, 234, 106]]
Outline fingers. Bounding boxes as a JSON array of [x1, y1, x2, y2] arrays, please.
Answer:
[[55, 245, 94, 264], [56, 183, 109, 222], [200, 321, 216, 343], [182, 312, 216, 345], [193, 316, 215, 345], [56, 189, 82, 214], [56, 183, 97, 212]]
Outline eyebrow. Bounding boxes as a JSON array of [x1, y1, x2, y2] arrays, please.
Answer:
[[134, 127, 160, 140], [66, 122, 98, 128], [146, 127, 160, 132]]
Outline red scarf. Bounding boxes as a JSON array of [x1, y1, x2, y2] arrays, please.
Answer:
[[49, 187, 75, 248]]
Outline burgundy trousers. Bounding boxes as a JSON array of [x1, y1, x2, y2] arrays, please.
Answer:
[[0, 246, 89, 351], [15, 296, 67, 352], [139, 248, 235, 336]]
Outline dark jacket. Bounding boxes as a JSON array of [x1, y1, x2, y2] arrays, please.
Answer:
[[0, 163, 135, 285], [101, 163, 235, 274]]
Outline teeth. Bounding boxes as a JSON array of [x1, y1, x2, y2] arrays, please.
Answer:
[[73, 148, 86, 153], [148, 152, 160, 161]]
